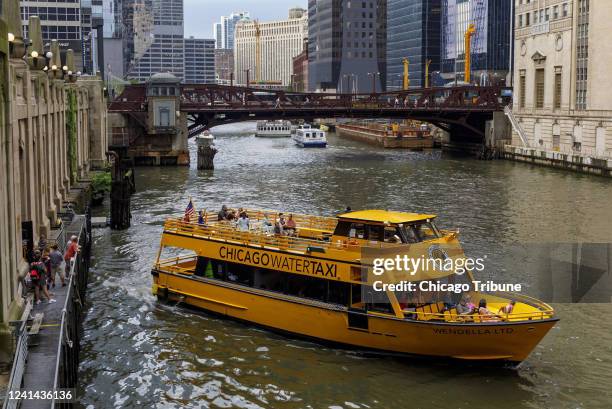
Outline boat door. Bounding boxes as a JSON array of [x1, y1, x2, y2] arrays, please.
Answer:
[[347, 284, 369, 330]]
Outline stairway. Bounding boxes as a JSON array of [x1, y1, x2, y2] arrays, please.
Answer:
[[504, 106, 530, 147]]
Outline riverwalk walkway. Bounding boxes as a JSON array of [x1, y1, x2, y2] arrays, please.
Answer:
[[3, 214, 90, 409]]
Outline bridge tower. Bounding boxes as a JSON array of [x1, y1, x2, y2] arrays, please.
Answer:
[[145, 73, 189, 165], [108, 73, 190, 166]]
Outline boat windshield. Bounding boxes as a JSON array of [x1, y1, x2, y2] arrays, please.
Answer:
[[400, 221, 441, 243], [395, 273, 472, 308]]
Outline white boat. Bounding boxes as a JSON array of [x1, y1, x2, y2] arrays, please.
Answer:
[[256, 120, 292, 137], [292, 124, 327, 148]]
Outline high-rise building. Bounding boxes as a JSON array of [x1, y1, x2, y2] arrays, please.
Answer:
[[126, 0, 185, 82], [308, 0, 387, 93], [20, 0, 85, 71], [234, 8, 308, 86], [100, 0, 125, 80], [387, 0, 441, 90], [440, 0, 512, 85], [214, 49, 234, 85], [184, 37, 215, 84], [292, 39, 309, 92], [213, 12, 250, 50], [214, 22, 223, 49], [511, 0, 610, 158]]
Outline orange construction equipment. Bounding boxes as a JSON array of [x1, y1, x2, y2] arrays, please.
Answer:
[[464, 24, 476, 84]]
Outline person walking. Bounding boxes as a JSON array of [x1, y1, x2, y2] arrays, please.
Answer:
[[30, 250, 56, 305], [49, 244, 65, 287]]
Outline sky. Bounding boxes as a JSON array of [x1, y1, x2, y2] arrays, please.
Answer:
[[184, 0, 308, 39]]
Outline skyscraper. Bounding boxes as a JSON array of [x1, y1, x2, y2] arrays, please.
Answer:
[[213, 12, 250, 50], [440, 0, 512, 85], [214, 22, 223, 49], [184, 37, 215, 84], [386, 0, 441, 89], [126, 0, 185, 82], [20, 0, 85, 71], [308, 0, 387, 93]]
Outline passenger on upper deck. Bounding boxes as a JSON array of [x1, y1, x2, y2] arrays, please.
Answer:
[[275, 213, 286, 235], [498, 300, 516, 316], [237, 212, 250, 232], [285, 214, 297, 236], [218, 205, 229, 221], [227, 210, 237, 222], [262, 213, 274, 234], [478, 299, 500, 322], [457, 295, 476, 315]]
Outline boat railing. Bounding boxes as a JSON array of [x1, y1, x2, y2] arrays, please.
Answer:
[[155, 255, 198, 274], [407, 292, 555, 323], [164, 218, 342, 254]]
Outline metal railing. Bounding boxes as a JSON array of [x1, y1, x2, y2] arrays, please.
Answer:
[[50, 212, 91, 408], [504, 106, 530, 147], [3, 307, 31, 409]]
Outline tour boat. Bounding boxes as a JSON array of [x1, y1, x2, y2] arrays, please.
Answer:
[[256, 120, 292, 137], [152, 209, 557, 364], [292, 124, 327, 148]]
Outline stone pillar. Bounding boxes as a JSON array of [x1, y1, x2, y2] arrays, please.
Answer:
[[80, 77, 108, 169], [196, 135, 218, 170]]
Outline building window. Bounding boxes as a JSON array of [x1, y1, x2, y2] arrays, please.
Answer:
[[554, 68, 562, 109], [576, 0, 589, 110], [519, 71, 526, 109], [535, 68, 545, 109]]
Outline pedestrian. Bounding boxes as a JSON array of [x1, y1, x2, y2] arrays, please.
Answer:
[[394, 97, 400, 108], [30, 250, 56, 305], [49, 244, 66, 287], [275, 97, 281, 108], [38, 234, 48, 253], [63, 235, 79, 278]]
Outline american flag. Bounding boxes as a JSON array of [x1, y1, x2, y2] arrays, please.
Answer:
[[184, 199, 195, 220]]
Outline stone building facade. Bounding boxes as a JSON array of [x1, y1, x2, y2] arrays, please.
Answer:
[[1, 8, 108, 361], [511, 0, 611, 158]]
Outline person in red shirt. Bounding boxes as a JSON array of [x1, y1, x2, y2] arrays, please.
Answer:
[[64, 235, 80, 277]]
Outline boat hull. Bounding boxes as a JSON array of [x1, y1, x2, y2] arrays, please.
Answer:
[[296, 141, 327, 148], [153, 271, 557, 363]]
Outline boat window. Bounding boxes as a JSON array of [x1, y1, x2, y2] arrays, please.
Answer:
[[348, 223, 366, 239], [401, 222, 440, 242], [204, 260, 350, 306], [367, 225, 383, 241], [352, 284, 393, 314], [383, 226, 402, 243]]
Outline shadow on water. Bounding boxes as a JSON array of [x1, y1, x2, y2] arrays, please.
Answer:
[[78, 125, 612, 409]]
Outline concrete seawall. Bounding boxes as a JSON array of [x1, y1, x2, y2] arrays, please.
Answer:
[[504, 145, 612, 177]]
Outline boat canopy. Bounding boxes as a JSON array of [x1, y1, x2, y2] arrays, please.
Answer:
[[339, 210, 436, 225]]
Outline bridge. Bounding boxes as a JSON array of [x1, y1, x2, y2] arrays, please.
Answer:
[[108, 74, 513, 165]]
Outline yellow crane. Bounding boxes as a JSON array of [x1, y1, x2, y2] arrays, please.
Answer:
[[464, 23, 476, 84], [254, 20, 262, 83], [402, 58, 409, 90], [425, 59, 432, 88]]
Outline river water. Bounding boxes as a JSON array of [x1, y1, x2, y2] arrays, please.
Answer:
[[79, 123, 612, 409]]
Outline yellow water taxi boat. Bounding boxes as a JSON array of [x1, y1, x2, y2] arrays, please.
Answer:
[[152, 209, 558, 364]]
